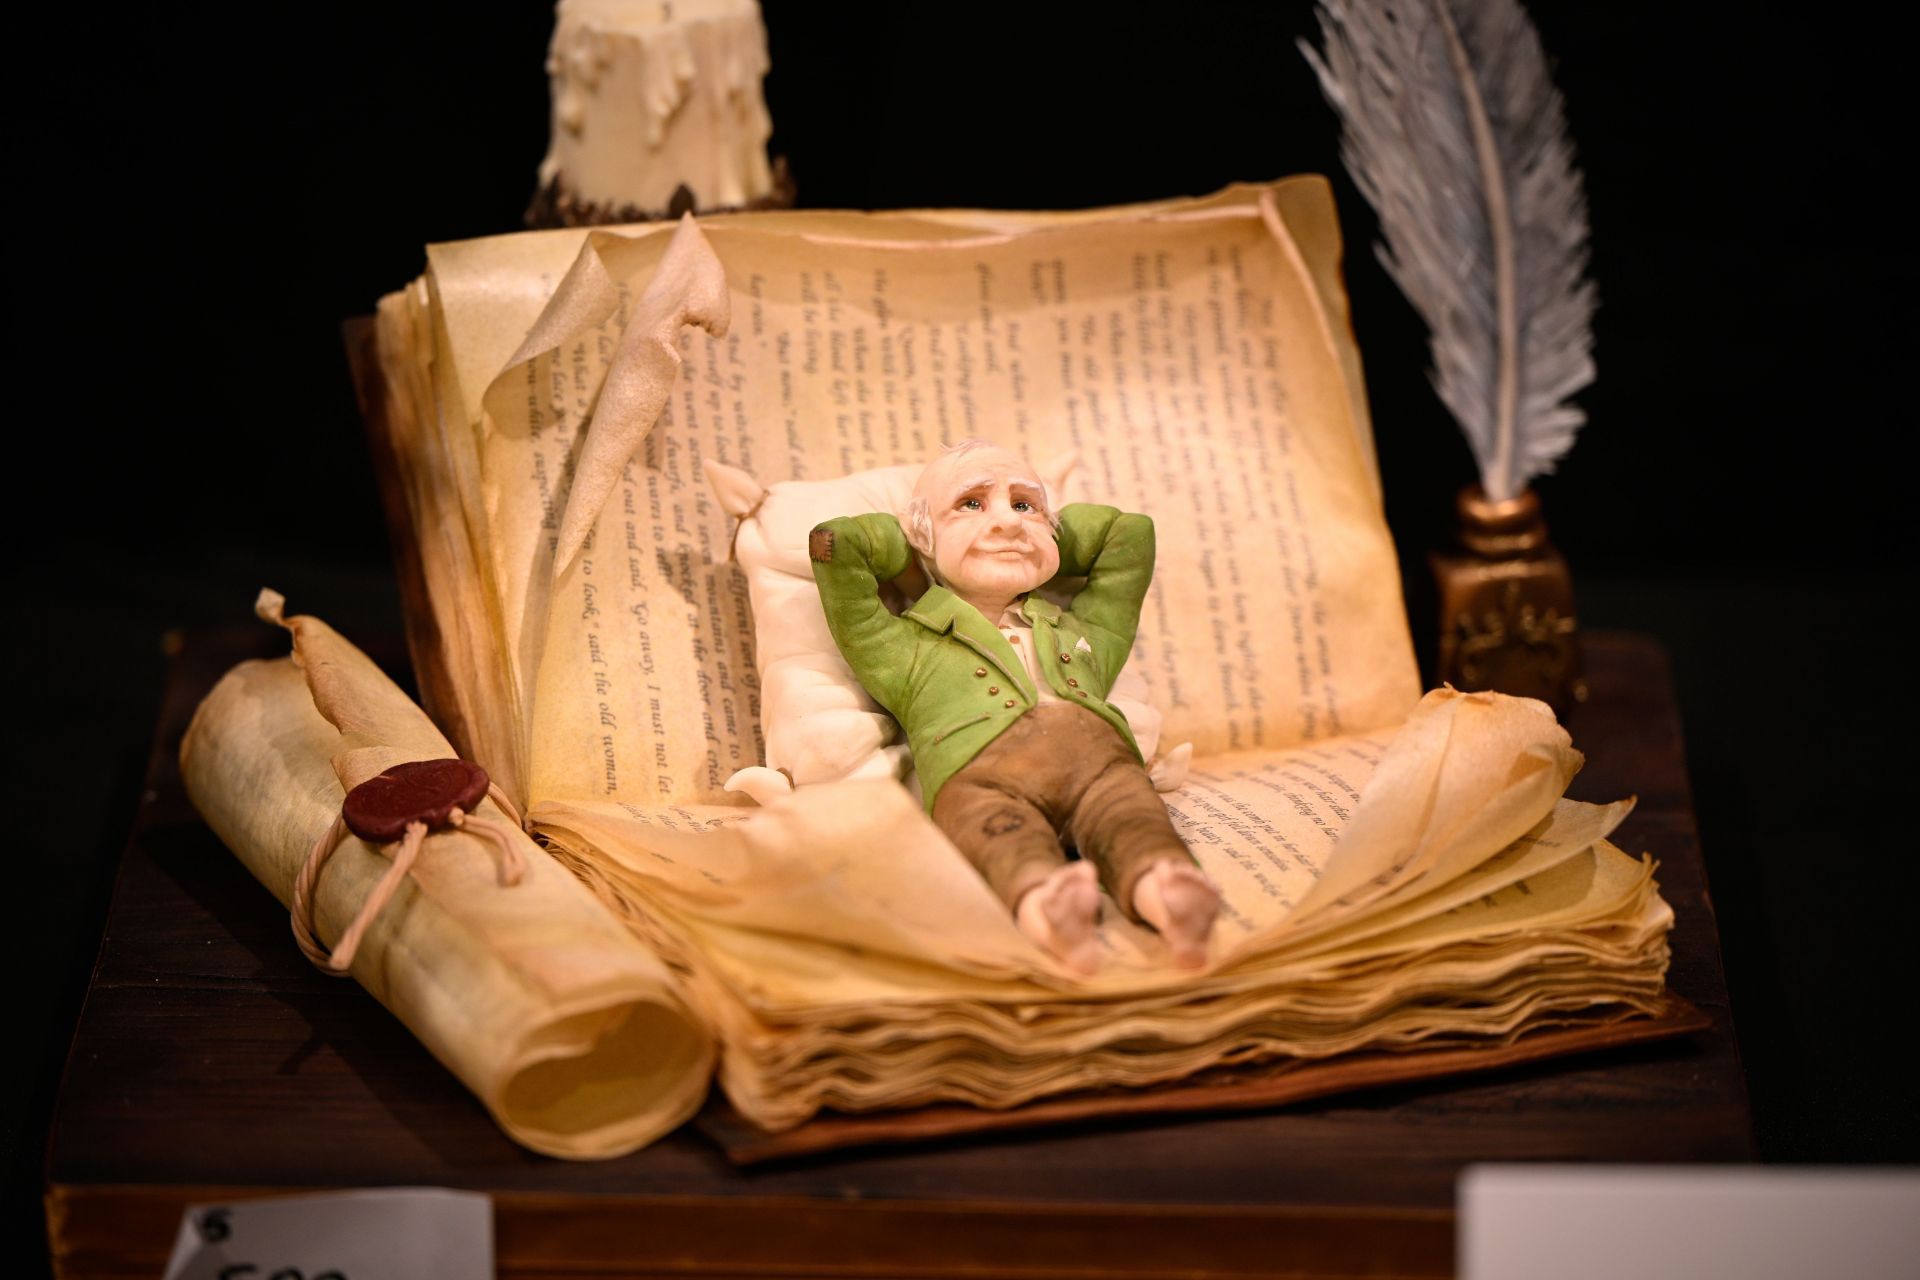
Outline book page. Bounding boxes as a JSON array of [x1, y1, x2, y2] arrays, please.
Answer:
[[1167, 732, 1391, 938], [419, 181, 1419, 811], [368, 285, 529, 800], [524, 681, 1591, 987]]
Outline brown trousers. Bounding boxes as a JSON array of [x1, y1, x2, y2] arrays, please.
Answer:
[[931, 702, 1190, 921]]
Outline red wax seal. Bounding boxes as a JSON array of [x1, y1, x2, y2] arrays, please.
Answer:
[[342, 759, 491, 843]]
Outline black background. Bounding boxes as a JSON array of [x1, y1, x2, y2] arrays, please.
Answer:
[[8, 0, 1916, 1262]]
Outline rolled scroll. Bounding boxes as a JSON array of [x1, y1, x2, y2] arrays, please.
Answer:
[[180, 597, 714, 1158]]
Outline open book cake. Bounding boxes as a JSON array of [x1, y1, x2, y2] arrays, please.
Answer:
[[181, 180, 1681, 1159]]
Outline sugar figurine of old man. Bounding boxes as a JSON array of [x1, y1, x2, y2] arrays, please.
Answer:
[[809, 440, 1221, 973]]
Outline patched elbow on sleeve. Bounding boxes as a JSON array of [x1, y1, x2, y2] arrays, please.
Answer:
[[809, 526, 837, 563]]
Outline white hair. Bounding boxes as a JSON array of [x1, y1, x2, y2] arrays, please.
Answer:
[[903, 495, 936, 557], [901, 439, 1059, 570]]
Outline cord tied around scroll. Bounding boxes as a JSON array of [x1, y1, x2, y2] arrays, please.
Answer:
[[291, 759, 527, 974]]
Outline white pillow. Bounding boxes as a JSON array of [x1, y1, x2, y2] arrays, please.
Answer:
[[705, 457, 1178, 804]]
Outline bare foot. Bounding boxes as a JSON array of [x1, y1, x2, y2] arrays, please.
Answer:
[[1014, 861, 1103, 975], [1132, 859, 1222, 969]]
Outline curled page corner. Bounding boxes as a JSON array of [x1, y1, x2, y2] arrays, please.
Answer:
[[553, 214, 731, 579]]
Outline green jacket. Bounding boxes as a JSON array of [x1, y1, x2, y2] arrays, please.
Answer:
[[809, 503, 1154, 813]]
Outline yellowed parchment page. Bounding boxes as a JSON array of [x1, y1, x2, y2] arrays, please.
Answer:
[[523, 682, 1601, 992]]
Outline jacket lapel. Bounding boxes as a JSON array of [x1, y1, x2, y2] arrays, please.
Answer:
[[1018, 595, 1065, 693], [905, 587, 1032, 695], [1019, 595, 1062, 626]]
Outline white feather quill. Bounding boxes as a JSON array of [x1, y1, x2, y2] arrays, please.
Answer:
[[1301, 0, 1596, 501]]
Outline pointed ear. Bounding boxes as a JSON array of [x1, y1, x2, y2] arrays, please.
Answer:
[[902, 497, 934, 556], [702, 458, 766, 518], [1036, 448, 1076, 512]]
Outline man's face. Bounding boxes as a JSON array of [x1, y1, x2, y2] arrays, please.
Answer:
[[919, 448, 1060, 605]]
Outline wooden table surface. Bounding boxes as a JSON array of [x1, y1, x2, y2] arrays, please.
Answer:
[[44, 629, 1753, 1279]]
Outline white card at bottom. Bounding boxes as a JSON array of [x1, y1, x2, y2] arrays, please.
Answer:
[[162, 1187, 492, 1280], [1461, 1165, 1920, 1280]]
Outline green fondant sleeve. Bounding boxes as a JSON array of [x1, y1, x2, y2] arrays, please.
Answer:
[[810, 513, 915, 708], [1054, 503, 1155, 677]]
